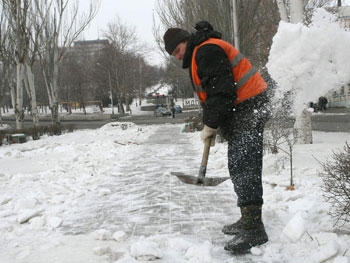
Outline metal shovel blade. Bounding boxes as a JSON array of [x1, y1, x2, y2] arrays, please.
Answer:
[[171, 172, 230, 186], [171, 138, 230, 186]]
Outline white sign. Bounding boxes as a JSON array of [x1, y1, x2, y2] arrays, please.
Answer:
[[183, 98, 199, 108]]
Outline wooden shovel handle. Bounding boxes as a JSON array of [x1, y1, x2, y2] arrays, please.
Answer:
[[201, 138, 212, 167]]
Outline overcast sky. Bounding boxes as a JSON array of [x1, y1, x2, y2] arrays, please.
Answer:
[[76, 0, 350, 66], [78, 0, 350, 40], [78, 0, 163, 65]]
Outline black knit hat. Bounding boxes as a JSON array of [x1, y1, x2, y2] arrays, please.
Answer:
[[163, 28, 190, 55]]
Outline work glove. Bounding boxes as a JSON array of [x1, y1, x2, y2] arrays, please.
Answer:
[[200, 125, 217, 147]]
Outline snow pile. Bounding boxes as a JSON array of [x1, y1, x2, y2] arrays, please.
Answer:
[[267, 8, 350, 115], [281, 211, 306, 243], [130, 236, 163, 261]]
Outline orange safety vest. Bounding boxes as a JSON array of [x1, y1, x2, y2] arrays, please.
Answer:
[[191, 38, 267, 105]]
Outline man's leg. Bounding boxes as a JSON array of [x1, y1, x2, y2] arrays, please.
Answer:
[[228, 127, 264, 207], [223, 124, 268, 253]]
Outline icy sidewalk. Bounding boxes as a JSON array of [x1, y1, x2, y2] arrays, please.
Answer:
[[60, 125, 237, 244]]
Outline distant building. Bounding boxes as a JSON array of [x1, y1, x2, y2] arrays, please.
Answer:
[[338, 6, 350, 27], [326, 6, 350, 108], [66, 39, 110, 60], [327, 83, 350, 108]]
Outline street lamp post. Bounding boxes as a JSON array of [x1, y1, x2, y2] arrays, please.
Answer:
[[97, 63, 114, 115], [232, 0, 239, 50]]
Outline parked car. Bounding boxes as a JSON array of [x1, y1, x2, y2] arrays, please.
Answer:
[[173, 105, 182, 113], [154, 107, 172, 117]]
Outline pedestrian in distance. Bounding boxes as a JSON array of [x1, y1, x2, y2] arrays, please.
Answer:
[[163, 21, 272, 254], [318, 96, 328, 111]]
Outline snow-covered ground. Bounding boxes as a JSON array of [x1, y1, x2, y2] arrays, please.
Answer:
[[0, 120, 350, 263]]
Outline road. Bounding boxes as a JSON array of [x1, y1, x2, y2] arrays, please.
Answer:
[[311, 114, 350, 132], [1, 111, 200, 130], [2, 111, 350, 132]]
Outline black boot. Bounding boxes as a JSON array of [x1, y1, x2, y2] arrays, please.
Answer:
[[222, 207, 265, 235], [224, 205, 268, 253], [222, 217, 244, 235]]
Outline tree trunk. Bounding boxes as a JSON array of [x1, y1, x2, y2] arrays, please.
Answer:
[[294, 109, 313, 144], [125, 94, 130, 112], [276, 0, 289, 22], [0, 105, 2, 127], [49, 47, 61, 125], [23, 63, 39, 127], [49, 85, 60, 125], [15, 63, 24, 130], [290, 0, 304, 23], [10, 83, 16, 117], [50, 102, 59, 125], [290, 0, 313, 145], [118, 100, 124, 114], [289, 144, 294, 187]]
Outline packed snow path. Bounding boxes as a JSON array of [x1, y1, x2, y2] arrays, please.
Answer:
[[60, 125, 237, 245]]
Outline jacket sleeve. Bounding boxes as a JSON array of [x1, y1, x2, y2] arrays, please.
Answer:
[[195, 44, 236, 128]]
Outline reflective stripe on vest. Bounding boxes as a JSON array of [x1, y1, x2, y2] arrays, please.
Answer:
[[230, 52, 245, 68], [229, 54, 258, 91], [191, 38, 267, 105], [234, 67, 258, 91]]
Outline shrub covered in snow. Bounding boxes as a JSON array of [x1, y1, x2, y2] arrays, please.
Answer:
[[320, 142, 350, 226]]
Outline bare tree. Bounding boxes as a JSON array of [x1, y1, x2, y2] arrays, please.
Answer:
[[320, 142, 350, 226], [102, 16, 138, 113], [35, 0, 99, 125], [103, 16, 138, 53], [2, 0, 42, 129], [0, 8, 16, 124], [23, 5, 43, 128]]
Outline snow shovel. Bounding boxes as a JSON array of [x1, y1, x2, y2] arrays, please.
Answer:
[[171, 137, 230, 186]]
